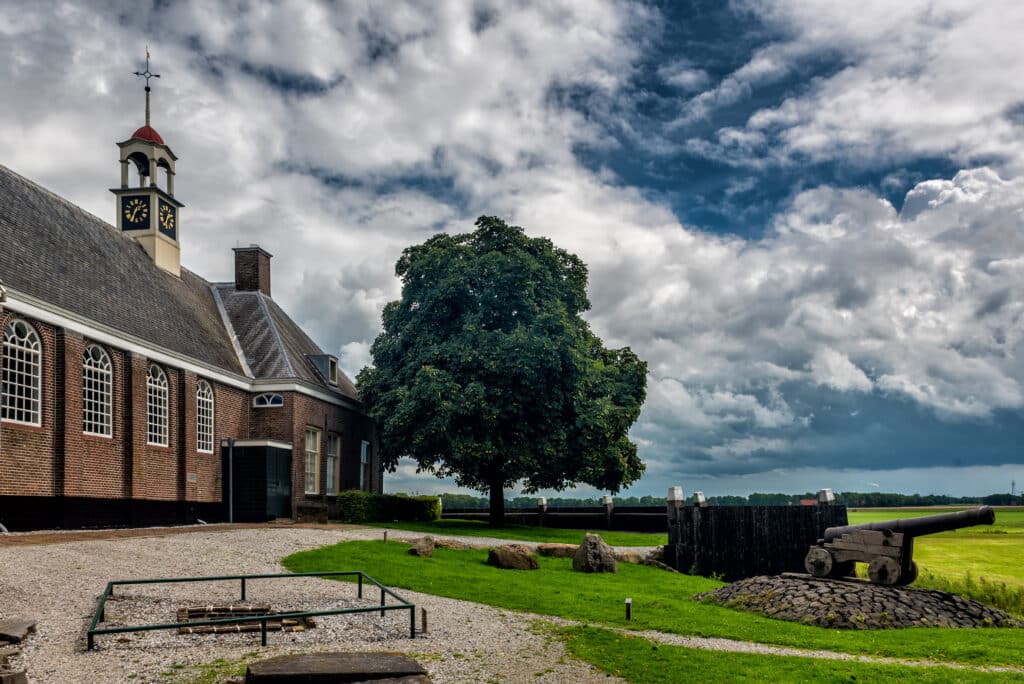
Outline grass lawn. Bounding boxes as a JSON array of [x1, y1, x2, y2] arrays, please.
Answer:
[[361, 519, 666, 546], [282, 540, 1024, 667], [561, 625, 1024, 683]]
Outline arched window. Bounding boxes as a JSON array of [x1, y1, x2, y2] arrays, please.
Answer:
[[146, 364, 169, 446], [253, 393, 284, 408], [82, 344, 112, 436], [2, 319, 42, 425], [196, 379, 214, 453]]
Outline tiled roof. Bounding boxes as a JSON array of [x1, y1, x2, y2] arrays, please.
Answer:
[[0, 163, 359, 402], [216, 284, 359, 400], [0, 163, 243, 374]]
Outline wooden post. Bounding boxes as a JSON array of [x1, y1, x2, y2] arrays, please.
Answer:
[[625, 598, 632, 621], [421, 607, 428, 634]]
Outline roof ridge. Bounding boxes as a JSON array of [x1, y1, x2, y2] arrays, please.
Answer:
[[255, 291, 296, 376]]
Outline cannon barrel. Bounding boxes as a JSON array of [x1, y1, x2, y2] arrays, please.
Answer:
[[823, 506, 995, 543]]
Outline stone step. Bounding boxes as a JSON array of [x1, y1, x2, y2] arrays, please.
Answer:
[[245, 652, 431, 683], [0, 621, 35, 645]]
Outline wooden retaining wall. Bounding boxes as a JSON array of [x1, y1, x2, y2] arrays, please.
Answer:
[[441, 506, 666, 532], [667, 504, 848, 581]]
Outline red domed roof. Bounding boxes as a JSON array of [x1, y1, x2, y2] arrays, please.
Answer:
[[131, 125, 165, 145]]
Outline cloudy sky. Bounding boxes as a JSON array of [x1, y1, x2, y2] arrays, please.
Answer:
[[2, 1, 1022, 498]]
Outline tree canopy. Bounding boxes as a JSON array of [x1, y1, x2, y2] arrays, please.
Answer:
[[357, 216, 647, 525]]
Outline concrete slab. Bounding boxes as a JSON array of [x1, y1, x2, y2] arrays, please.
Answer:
[[245, 652, 430, 683], [0, 621, 34, 645]]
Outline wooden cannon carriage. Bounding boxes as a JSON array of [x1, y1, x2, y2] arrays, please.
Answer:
[[804, 506, 995, 585]]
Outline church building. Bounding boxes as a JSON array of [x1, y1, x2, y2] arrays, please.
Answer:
[[0, 56, 380, 530]]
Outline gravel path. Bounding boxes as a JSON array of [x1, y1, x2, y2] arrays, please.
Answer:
[[0, 527, 618, 684], [1, 525, 1014, 682]]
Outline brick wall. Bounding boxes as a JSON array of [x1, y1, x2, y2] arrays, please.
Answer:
[[0, 312, 57, 496], [3, 312, 378, 523], [62, 334, 127, 499]]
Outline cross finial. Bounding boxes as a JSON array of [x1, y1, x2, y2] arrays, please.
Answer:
[[133, 46, 161, 127]]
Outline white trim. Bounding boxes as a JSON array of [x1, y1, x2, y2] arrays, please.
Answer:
[[4, 290, 251, 391], [222, 439, 293, 450], [253, 381, 362, 411], [2, 289, 363, 411]]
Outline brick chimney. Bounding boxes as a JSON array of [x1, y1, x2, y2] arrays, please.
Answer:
[[233, 245, 272, 297]]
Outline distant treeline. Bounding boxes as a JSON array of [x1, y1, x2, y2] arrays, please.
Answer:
[[438, 491, 1022, 509]]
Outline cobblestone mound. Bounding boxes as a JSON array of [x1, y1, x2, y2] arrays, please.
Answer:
[[696, 574, 1021, 629]]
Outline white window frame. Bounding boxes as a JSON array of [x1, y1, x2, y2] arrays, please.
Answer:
[[253, 392, 284, 408], [360, 440, 371, 491], [146, 364, 169, 446], [196, 379, 214, 454], [82, 344, 112, 437], [1, 319, 42, 426], [326, 432, 340, 495], [304, 427, 321, 495]]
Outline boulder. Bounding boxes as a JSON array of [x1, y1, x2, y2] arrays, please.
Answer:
[[499, 543, 535, 556], [487, 547, 539, 570], [407, 537, 435, 557], [615, 551, 643, 564], [537, 543, 577, 558], [572, 534, 617, 573], [645, 546, 666, 563], [433, 538, 472, 551]]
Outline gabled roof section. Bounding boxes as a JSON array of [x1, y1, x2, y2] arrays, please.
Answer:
[[0, 163, 243, 374], [215, 283, 359, 400]]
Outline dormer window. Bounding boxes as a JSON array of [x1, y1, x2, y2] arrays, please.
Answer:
[[253, 393, 284, 408], [307, 354, 340, 386]]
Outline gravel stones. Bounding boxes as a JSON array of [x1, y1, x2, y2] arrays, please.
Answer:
[[0, 527, 620, 684], [696, 574, 1022, 629]]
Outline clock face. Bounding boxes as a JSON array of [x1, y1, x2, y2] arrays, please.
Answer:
[[158, 200, 177, 240], [121, 196, 149, 230]]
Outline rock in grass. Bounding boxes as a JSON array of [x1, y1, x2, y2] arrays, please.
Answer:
[[500, 543, 535, 557], [615, 551, 644, 564], [408, 536, 435, 557], [537, 543, 577, 558], [572, 534, 617, 573], [487, 547, 539, 570]]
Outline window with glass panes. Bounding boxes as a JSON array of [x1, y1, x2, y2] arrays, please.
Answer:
[[304, 428, 320, 494], [196, 380, 214, 453], [360, 440, 371, 491], [146, 364, 169, 446], [82, 345, 112, 436], [326, 433, 340, 494], [2, 320, 42, 425]]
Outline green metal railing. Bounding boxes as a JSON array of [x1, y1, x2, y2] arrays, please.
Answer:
[[86, 571, 415, 650]]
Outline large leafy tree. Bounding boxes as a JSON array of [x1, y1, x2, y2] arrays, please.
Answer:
[[357, 216, 647, 526]]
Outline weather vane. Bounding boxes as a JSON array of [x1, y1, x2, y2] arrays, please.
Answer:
[[133, 47, 161, 127]]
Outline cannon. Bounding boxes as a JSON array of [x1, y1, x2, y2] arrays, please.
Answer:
[[804, 506, 995, 585]]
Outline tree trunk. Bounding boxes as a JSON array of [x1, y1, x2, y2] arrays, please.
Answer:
[[488, 473, 505, 528]]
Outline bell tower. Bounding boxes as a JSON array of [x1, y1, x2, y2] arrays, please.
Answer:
[[110, 49, 184, 276]]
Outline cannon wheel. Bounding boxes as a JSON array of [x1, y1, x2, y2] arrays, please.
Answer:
[[804, 547, 833, 577], [830, 560, 856, 578], [868, 556, 902, 585], [897, 561, 919, 586]]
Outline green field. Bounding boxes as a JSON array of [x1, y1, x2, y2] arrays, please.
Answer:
[[283, 540, 1024, 668], [847, 507, 1024, 611]]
